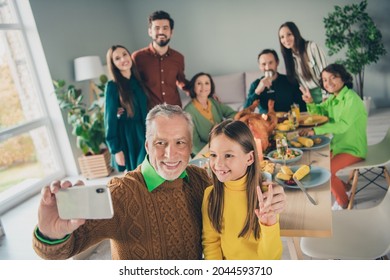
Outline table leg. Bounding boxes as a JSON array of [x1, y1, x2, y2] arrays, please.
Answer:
[[384, 167, 390, 186], [286, 237, 304, 260], [0, 219, 5, 238]]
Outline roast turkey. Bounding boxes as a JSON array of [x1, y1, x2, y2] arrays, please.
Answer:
[[234, 100, 278, 152]]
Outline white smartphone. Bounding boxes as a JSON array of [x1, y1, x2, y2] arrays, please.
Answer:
[[55, 185, 114, 219]]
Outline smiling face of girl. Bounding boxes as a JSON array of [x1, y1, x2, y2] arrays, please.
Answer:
[[209, 134, 254, 183]]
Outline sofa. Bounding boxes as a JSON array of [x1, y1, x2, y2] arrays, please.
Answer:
[[180, 71, 260, 111]]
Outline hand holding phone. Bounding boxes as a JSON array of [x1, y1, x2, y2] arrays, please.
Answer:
[[55, 185, 114, 219]]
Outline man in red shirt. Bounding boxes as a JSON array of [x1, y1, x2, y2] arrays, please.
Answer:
[[132, 11, 189, 109]]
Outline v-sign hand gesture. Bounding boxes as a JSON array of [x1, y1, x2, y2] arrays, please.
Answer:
[[299, 86, 313, 104], [255, 184, 277, 226]]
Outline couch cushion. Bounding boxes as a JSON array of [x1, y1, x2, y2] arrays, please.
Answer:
[[179, 88, 191, 107], [245, 71, 260, 97], [212, 73, 245, 104], [226, 102, 244, 111]]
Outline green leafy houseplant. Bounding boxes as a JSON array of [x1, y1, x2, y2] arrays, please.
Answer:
[[53, 75, 108, 155], [323, 0, 386, 99]]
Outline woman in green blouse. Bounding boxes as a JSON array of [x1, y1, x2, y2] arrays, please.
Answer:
[[104, 45, 148, 172], [184, 72, 236, 155], [301, 64, 367, 209]]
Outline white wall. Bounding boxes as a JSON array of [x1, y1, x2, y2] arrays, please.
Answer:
[[30, 0, 134, 83], [29, 0, 390, 174], [31, 0, 390, 105], [127, 0, 332, 75], [30, 0, 135, 161], [126, 0, 390, 104]]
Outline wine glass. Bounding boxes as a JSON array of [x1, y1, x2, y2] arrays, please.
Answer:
[[264, 70, 275, 94], [281, 138, 289, 166], [276, 137, 288, 166]]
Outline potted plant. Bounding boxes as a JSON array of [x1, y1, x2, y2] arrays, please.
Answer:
[[323, 0, 386, 111], [53, 75, 112, 179]]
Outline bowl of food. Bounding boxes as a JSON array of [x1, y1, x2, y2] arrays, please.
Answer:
[[275, 111, 288, 123], [275, 120, 296, 132], [260, 160, 276, 174], [266, 148, 303, 164]]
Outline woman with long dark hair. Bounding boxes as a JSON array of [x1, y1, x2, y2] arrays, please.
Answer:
[[279, 21, 327, 104], [104, 45, 148, 172]]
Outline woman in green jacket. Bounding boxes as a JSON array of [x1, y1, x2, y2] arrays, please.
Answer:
[[184, 72, 236, 155], [300, 64, 367, 209], [104, 45, 148, 172]]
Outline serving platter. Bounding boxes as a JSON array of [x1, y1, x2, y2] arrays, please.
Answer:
[[299, 115, 329, 127]]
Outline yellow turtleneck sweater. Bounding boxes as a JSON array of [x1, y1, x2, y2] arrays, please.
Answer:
[[201, 175, 283, 260]]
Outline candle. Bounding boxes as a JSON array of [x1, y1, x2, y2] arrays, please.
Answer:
[[254, 138, 263, 161]]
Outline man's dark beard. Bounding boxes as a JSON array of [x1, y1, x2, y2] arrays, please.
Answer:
[[154, 38, 170, 47]]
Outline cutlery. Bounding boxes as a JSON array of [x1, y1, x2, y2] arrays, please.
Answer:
[[315, 151, 329, 157], [293, 176, 318, 205]]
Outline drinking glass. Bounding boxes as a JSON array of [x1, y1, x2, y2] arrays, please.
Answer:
[[288, 110, 298, 130], [291, 103, 300, 120], [264, 70, 275, 94]]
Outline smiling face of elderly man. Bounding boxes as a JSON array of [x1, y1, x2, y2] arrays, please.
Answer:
[[145, 104, 193, 180]]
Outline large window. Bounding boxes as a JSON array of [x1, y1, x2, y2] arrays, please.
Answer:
[[0, 0, 66, 213]]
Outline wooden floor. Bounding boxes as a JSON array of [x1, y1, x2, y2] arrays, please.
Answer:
[[0, 107, 389, 260]]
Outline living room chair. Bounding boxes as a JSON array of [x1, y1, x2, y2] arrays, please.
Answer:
[[337, 127, 390, 209], [300, 187, 390, 260]]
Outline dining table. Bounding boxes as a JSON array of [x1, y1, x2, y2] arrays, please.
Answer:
[[193, 132, 332, 260]]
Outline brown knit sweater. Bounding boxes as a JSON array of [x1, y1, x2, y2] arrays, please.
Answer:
[[33, 165, 211, 260]]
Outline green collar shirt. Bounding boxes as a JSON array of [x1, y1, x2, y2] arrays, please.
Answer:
[[308, 86, 367, 158], [141, 156, 188, 192]]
